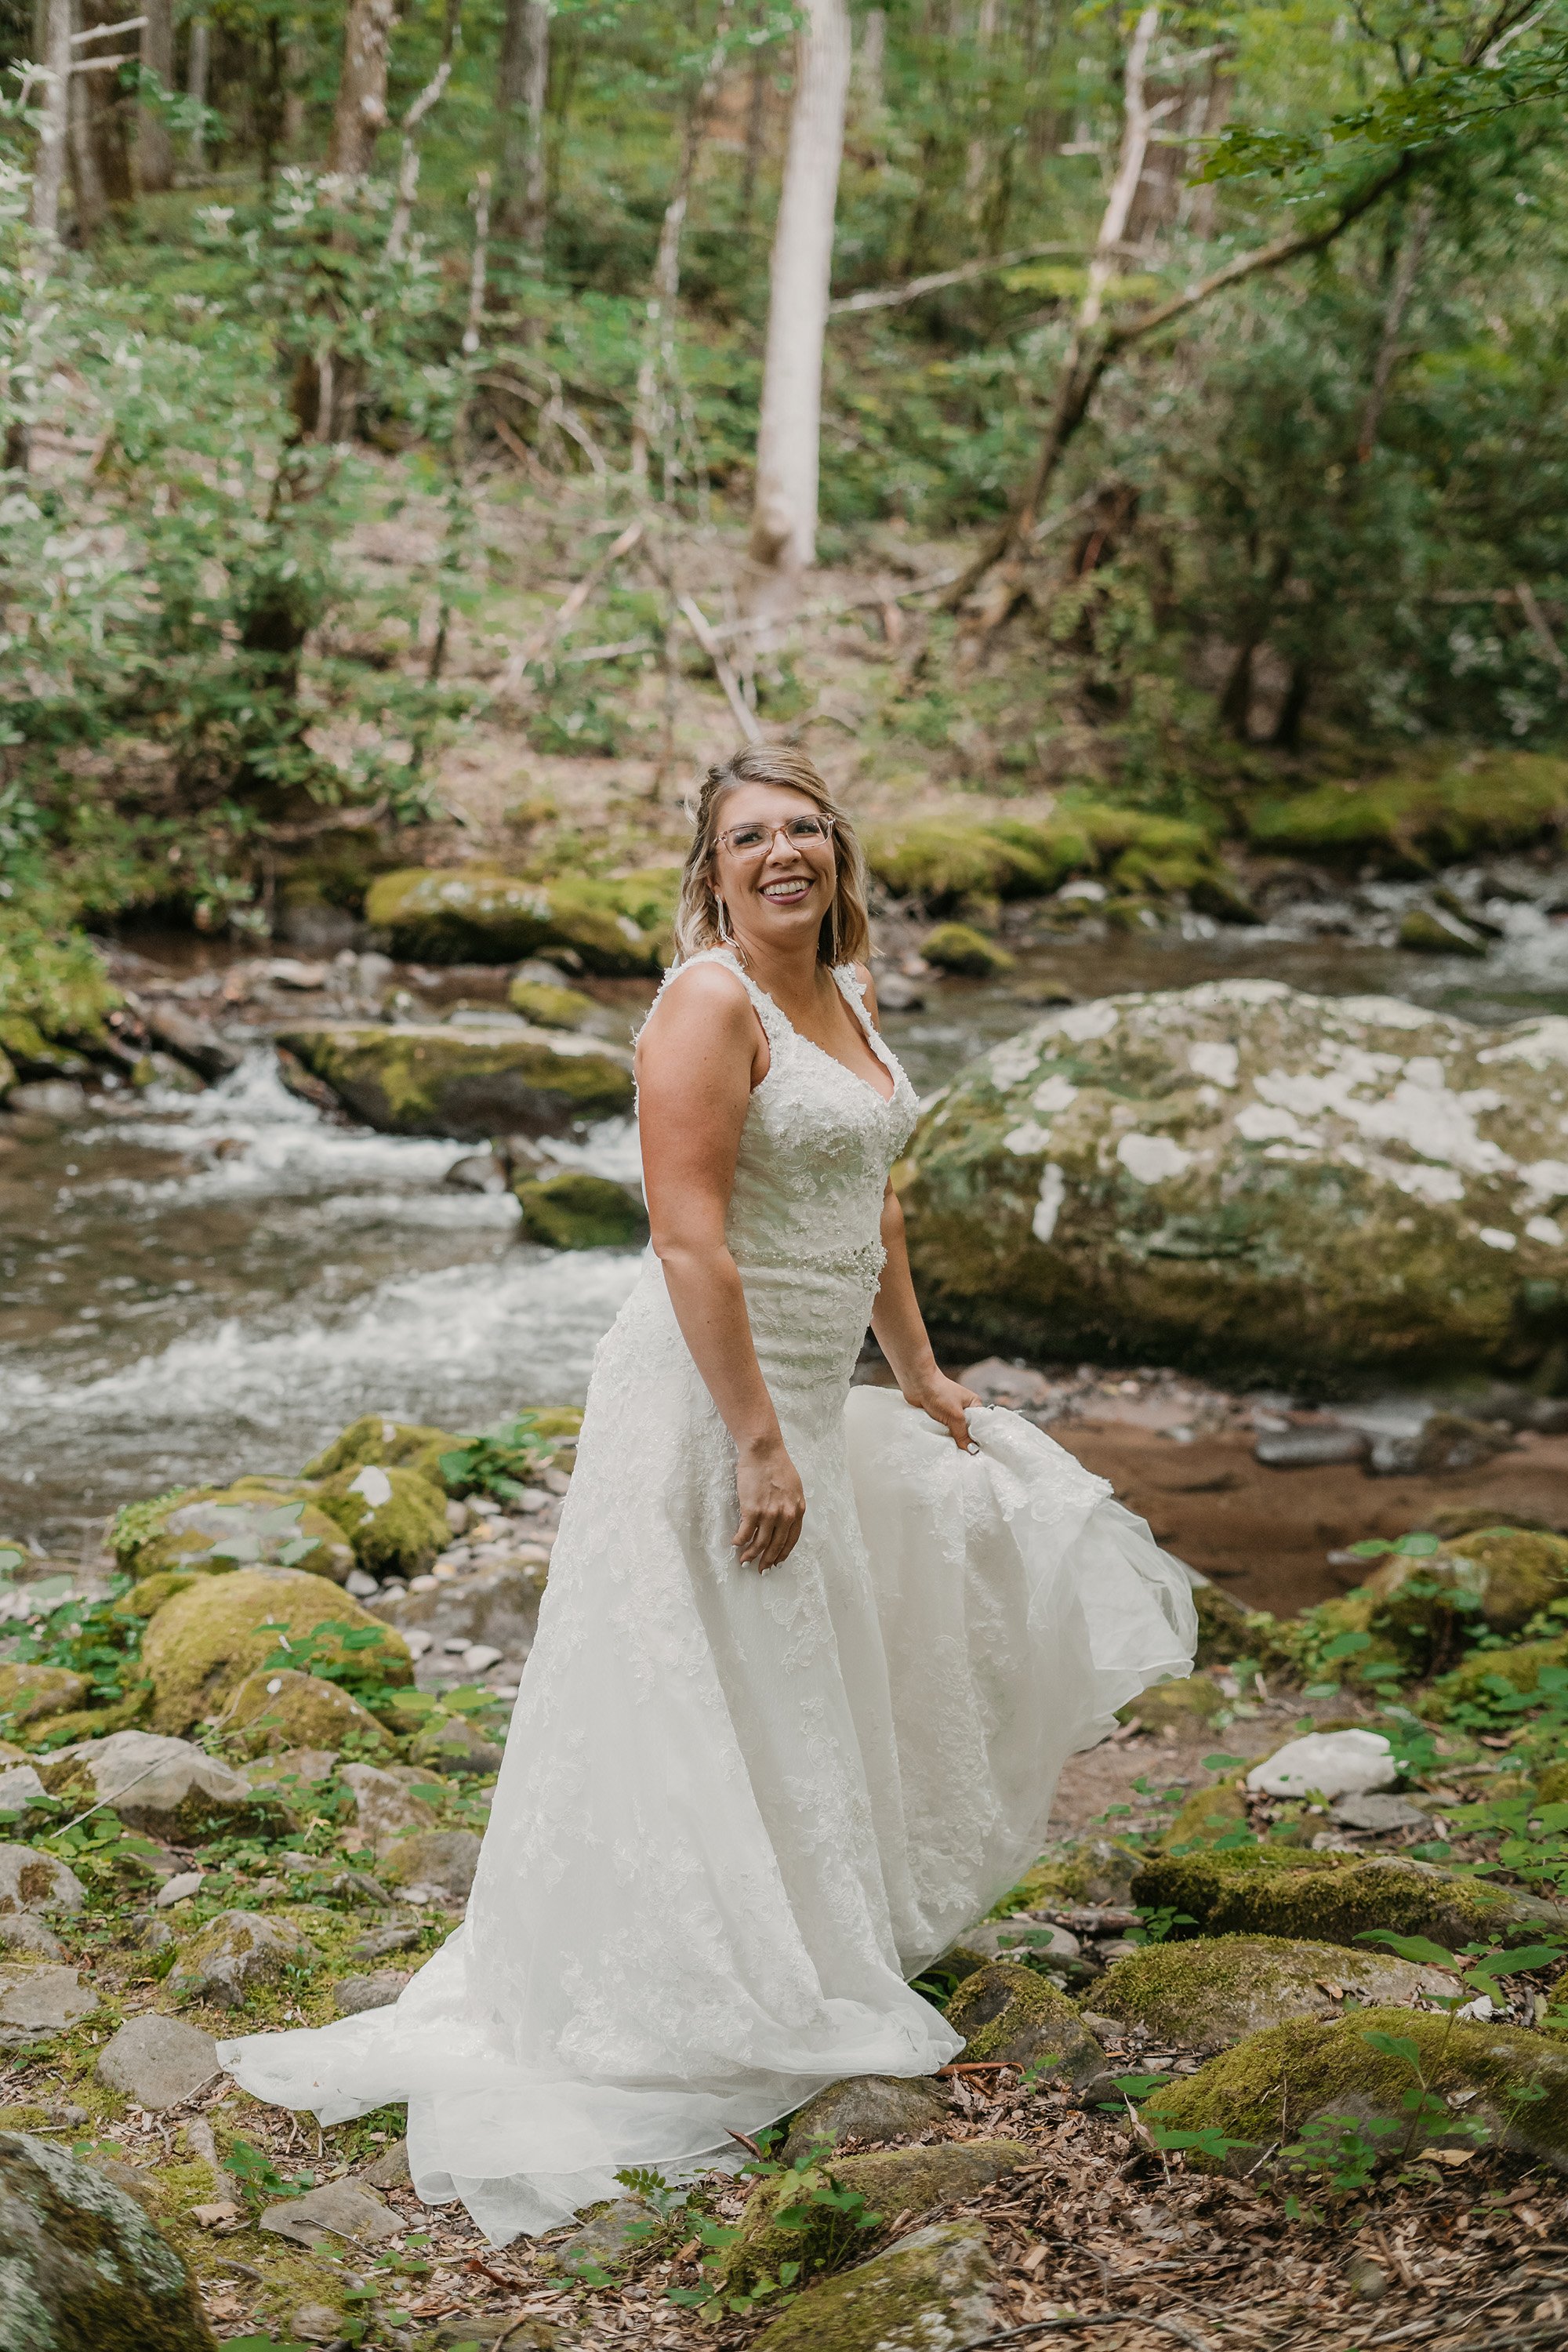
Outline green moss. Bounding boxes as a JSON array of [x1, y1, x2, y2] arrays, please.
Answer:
[[1145, 2005, 1568, 2172], [1247, 751, 1568, 872], [1120, 1672, 1225, 1733], [302, 1414, 461, 1483], [1421, 1629, 1568, 1719], [0, 1664, 90, 1732], [1160, 1782, 1249, 1851], [998, 1838, 1142, 1913], [363, 866, 678, 973], [23, 1684, 154, 1749], [108, 1481, 354, 1585], [1133, 1847, 1566, 1951], [117, 1573, 198, 1619], [720, 2143, 1026, 2297], [864, 804, 1227, 916], [514, 1171, 648, 1249], [318, 1465, 449, 1577], [919, 922, 1014, 977], [1370, 1529, 1568, 1657], [140, 1566, 412, 1736], [944, 1962, 1104, 2081], [277, 1022, 635, 1139], [506, 977, 599, 1029], [1091, 1933, 1454, 2047], [1399, 905, 1489, 956], [227, 1668, 394, 1756], [748, 2221, 995, 2352], [0, 906, 118, 1061]]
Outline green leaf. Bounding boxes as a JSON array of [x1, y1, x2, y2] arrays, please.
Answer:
[[1357, 1930, 1458, 1971], [1201, 1753, 1246, 1772], [1361, 2029, 1424, 2065]]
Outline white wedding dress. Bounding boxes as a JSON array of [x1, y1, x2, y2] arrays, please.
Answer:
[[220, 952, 1196, 2243]]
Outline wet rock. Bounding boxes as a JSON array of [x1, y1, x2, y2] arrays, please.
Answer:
[[919, 922, 1014, 978], [365, 866, 677, 975], [303, 1413, 463, 1486], [278, 1022, 633, 1141], [339, 1762, 440, 1854], [945, 1962, 1105, 2085], [7, 1078, 91, 1120], [0, 1662, 89, 1728], [408, 1714, 504, 1778], [138, 1000, 242, 1079], [0, 2129, 215, 2349], [0, 1964, 99, 2045], [898, 982, 1568, 1382], [371, 1561, 546, 1661], [749, 2220, 996, 2350], [1332, 1791, 1428, 1832], [39, 1731, 266, 1841], [780, 2074, 952, 2163], [318, 1463, 450, 1579], [1147, 2006, 1568, 2174], [507, 975, 599, 1030], [958, 1357, 1054, 1410], [1247, 1730, 1397, 1800], [724, 2142, 1026, 2297], [260, 2175, 403, 2247], [141, 1566, 411, 1737], [1092, 1934, 1454, 2050], [1369, 1411, 1514, 1475], [1133, 1847, 1566, 1952], [1254, 1426, 1370, 1469], [0, 1845, 85, 1918], [96, 2015, 220, 2111], [332, 1969, 409, 2016], [379, 1829, 481, 1907], [1399, 904, 1489, 957], [227, 1669, 392, 1758], [445, 1150, 510, 1192], [170, 1910, 319, 2008], [111, 1482, 355, 1586], [514, 1170, 648, 1250]]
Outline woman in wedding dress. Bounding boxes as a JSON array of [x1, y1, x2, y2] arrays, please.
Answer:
[[220, 745, 1196, 2245]]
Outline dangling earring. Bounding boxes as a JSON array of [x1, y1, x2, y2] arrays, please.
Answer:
[[714, 897, 732, 946]]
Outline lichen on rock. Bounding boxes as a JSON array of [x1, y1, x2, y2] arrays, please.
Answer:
[[1134, 1846, 1567, 1951], [169, 1909, 320, 2009], [945, 1961, 1105, 2083], [748, 2219, 996, 2352], [0, 2128, 215, 2352], [513, 1170, 648, 1249], [318, 1464, 449, 1578], [1092, 1933, 1456, 2049], [227, 1670, 393, 1758], [277, 1022, 634, 1141], [140, 1568, 412, 1737]]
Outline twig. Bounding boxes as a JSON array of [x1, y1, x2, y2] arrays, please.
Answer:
[[501, 517, 643, 688], [463, 170, 492, 358], [828, 241, 1092, 315], [677, 593, 762, 739], [953, 2316, 1217, 2352], [726, 2127, 764, 2159], [1515, 579, 1568, 692], [385, 0, 460, 263]]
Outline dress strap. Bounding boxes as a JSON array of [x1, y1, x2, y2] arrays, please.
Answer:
[[656, 947, 792, 1047], [832, 963, 901, 1083]]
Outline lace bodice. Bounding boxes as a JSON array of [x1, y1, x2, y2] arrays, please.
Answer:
[[648, 949, 920, 1279]]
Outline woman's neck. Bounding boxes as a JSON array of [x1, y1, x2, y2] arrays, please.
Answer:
[[726, 930, 830, 1013]]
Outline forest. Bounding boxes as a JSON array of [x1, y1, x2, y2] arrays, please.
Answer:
[[9, 6, 1568, 2352]]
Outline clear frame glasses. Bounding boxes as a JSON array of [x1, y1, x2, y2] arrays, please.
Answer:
[[716, 815, 835, 862]]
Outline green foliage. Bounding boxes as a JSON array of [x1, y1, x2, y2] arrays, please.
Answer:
[[257, 1615, 395, 1708], [438, 1411, 557, 1503]]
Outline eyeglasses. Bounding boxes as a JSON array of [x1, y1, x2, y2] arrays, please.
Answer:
[[716, 815, 835, 860]]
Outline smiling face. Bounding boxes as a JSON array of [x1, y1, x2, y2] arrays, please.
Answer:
[[710, 781, 839, 959]]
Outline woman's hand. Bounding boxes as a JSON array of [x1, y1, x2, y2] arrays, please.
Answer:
[[902, 1367, 982, 1451], [733, 1439, 807, 1571]]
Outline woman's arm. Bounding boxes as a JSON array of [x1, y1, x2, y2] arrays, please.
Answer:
[[854, 964, 979, 1452], [636, 967, 806, 1570]]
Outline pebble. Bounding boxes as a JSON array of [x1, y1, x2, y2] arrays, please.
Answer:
[[1254, 1426, 1370, 1469], [1331, 1791, 1428, 1832], [154, 1870, 204, 1909]]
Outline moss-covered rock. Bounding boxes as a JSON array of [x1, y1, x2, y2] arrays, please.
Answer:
[[108, 1482, 354, 1587], [863, 806, 1230, 915], [514, 1170, 648, 1249], [0, 1665, 89, 1733], [169, 1909, 319, 2009], [1247, 752, 1568, 873], [317, 1465, 449, 1579], [227, 1669, 393, 1758], [1421, 1629, 1568, 1719], [506, 976, 599, 1029], [1368, 1527, 1568, 1650], [35, 1730, 276, 1842], [898, 980, 1568, 1382], [301, 1414, 462, 1486], [1093, 1934, 1455, 2049], [1133, 1846, 1567, 1951], [277, 1022, 633, 1141], [0, 906, 118, 1069], [749, 2220, 995, 2351], [944, 1962, 1105, 2082], [141, 1568, 412, 1737], [1145, 2005, 1568, 2173], [1160, 1782, 1250, 1851], [363, 866, 679, 974], [919, 923, 1014, 977], [1399, 905, 1489, 957], [1000, 1838, 1142, 1913], [1120, 1672, 1225, 1733], [721, 2141, 1025, 2298], [0, 2128, 215, 2351], [117, 1573, 198, 1620], [779, 2075, 952, 2163]]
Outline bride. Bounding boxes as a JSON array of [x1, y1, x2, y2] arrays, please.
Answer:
[[220, 743, 1196, 2244]]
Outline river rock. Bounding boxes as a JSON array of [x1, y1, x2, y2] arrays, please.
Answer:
[[898, 981, 1568, 1380], [1254, 1426, 1370, 1468], [371, 1561, 546, 1660], [111, 1482, 356, 1584], [750, 2220, 996, 2351], [318, 1464, 450, 1578], [0, 1662, 89, 1729], [1332, 1791, 1428, 1832], [945, 1962, 1105, 2084], [1247, 1730, 1397, 1799], [407, 1713, 505, 1777], [303, 1414, 463, 1485], [96, 2015, 221, 2111], [514, 1170, 648, 1249], [507, 975, 600, 1029], [40, 1731, 267, 1841], [170, 1910, 319, 2008], [364, 866, 677, 975], [227, 1670, 392, 1757], [722, 2141, 1028, 2296], [920, 921, 1014, 977], [339, 1761, 441, 1853], [260, 2175, 403, 2247], [0, 1964, 99, 2045], [780, 2074, 952, 2162], [1370, 1410, 1514, 1475], [277, 1022, 633, 1141], [141, 1566, 412, 1736], [0, 2129, 215, 2349], [332, 1969, 410, 2016], [1133, 1847, 1567, 1951], [0, 1764, 46, 1815], [1092, 1934, 1456, 2050], [0, 1845, 85, 1918], [379, 1829, 481, 1907]]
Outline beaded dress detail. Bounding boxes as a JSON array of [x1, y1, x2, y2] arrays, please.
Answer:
[[220, 950, 1196, 2243]]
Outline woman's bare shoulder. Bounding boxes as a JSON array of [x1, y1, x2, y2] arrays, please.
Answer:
[[639, 960, 757, 1056]]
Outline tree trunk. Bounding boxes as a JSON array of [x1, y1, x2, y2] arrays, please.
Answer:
[[285, 34, 308, 147], [70, 0, 136, 236], [136, 0, 173, 192], [1354, 191, 1433, 463], [328, 0, 394, 177], [853, 6, 885, 114], [186, 16, 209, 169], [630, 0, 733, 481], [740, 8, 769, 227], [748, 0, 851, 579], [495, 0, 550, 252], [30, 0, 72, 247]]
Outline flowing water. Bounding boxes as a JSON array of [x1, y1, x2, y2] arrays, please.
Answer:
[[5, 881, 1568, 1555]]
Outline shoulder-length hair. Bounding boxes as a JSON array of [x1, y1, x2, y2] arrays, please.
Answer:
[[672, 744, 872, 967]]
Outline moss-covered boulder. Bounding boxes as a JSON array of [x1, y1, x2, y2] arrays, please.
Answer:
[[944, 1962, 1105, 2083], [919, 923, 1014, 978], [0, 2129, 216, 2351], [169, 1910, 319, 2009], [1000, 1838, 1141, 1913], [1145, 2005, 1568, 2174], [749, 2220, 995, 2352], [1160, 1782, 1250, 1851], [109, 1482, 355, 1587], [1369, 1527, 1568, 1646], [0, 906, 118, 1071], [227, 1669, 393, 1758], [1093, 1934, 1456, 2050], [0, 1665, 89, 1733], [898, 980, 1568, 1381], [779, 2074, 952, 2164], [117, 1573, 198, 1620], [1421, 1628, 1568, 1719], [1399, 905, 1489, 957], [514, 1170, 648, 1249], [1247, 751, 1568, 873], [1120, 1672, 1225, 1733], [863, 806, 1231, 914], [363, 866, 679, 974], [140, 1568, 412, 1737], [318, 1465, 449, 1579], [506, 976, 600, 1029], [277, 1022, 633, 1140], [1134, 1846, 1567, 1951], [720, 2141, 1026, 2298], [302, 1414, 462, 1486]]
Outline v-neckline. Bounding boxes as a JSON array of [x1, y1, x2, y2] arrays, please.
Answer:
[[741, 960, 900, 1107]]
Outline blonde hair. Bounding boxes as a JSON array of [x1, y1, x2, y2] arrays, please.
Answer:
[[673, 745, 871, 967]]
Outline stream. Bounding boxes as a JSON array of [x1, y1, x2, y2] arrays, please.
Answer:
[[5, 878, 1568, 1560]]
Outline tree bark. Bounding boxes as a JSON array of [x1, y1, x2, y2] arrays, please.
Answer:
[[328, 0, 395, 177], [386, 0, 461, 262], [136, 0, 173, 191], [30, 0, 72, 247], [70, 0, 136, 235], [185, 15, 209, 168], [748, 0, 851, 579], [1355, 191, 1434, 462], [495, 0, 550, 252], [630, 0, 733, 481], [739, 7, 769, 227]]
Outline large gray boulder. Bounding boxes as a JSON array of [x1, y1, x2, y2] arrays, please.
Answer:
[[277, 1022, 633, 1141], [898, 981, 1568, 1380], [0, 2130, 215, 2350]]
